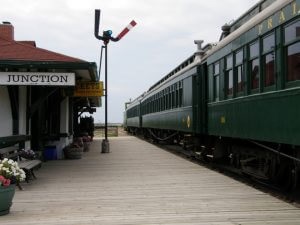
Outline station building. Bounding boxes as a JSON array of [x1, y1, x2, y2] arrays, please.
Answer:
[[0, 22, 100, 159]]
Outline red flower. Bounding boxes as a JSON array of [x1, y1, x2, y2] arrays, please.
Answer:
[[0, 175, 11, 187], [3, 178, 11, 187]]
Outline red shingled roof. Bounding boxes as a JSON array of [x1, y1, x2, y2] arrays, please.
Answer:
[[0, 37, 85, 63]]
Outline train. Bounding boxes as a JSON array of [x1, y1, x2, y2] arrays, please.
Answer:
[[124, 0, 300, 190]]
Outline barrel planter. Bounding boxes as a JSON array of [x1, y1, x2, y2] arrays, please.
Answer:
[[0, 184, 16, 216], [83, 141, 91, 152], [64, 146, 83, 159]]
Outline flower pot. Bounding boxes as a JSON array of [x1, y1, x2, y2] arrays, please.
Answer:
[[64, 146, 83, 159], [0, 184, 16, 216], [83, 142, 90, 152]]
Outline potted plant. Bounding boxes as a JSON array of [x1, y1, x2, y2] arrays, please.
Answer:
[[19, 149, 38, 160], [0, 158, 26, 216], [63, 138, 84, 159], [82, 135, 91, 152]]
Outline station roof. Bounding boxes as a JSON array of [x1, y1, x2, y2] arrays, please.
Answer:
[[0, 37, 84, 63], [0, 23, 97, 81], [0, 22, 100, 107]]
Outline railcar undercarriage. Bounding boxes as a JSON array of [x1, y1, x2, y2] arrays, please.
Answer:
[[197, 137, 300, 191], [128, 126, 300, 192]]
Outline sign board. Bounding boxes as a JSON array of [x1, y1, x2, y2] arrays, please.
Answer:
[[74, 81, 103, 97], [0, 72, 75, 86]]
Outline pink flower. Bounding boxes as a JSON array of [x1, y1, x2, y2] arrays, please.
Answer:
[[0, 175, 5, 182], [3, 178, 11, 187], [0, 175, 11, 187]]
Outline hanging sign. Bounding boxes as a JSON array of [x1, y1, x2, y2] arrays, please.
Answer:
[[0, 72, 75, 86], [74, 81, 103, 97]]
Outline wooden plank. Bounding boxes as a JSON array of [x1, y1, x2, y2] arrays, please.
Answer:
[[1, 136, 299, 225]]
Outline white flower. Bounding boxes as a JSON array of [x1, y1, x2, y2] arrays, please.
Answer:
[[0, 157, 26, 182]]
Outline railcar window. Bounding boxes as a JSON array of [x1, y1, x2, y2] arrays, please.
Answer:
[[250, 41, 259, 58], [235, 49, 244, 93], [179, 81, 183, 107], [164, 90, 167, 110], [263, 33, 275, 52], [226, 55, 233, 97], [284, 20, 300, 83], [172, 86, 176, 108], [262, 33, 275, 88], [166, 90, 169, 110], [213, 62, 220, 101], [287, 42, 300, 82], [284, 20, 300, 44], [251, 59, 260, 89], [157, 93, 159, 112], [235, 50, 243, 64], [169, 88, 171, 108], [151, 98, 153, 113], [161, 91, 163, 111], [249, 41, 260, 90], [264, 53, 275, 87], [176, 86, 179, 107]]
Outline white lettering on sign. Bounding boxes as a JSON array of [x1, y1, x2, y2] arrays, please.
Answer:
[[0, 72, 75, 86]]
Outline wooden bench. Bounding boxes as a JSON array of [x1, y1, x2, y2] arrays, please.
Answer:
[[0, 147, 42, 189]]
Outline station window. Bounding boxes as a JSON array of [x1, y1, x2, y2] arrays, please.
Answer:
[[213, 62, 220, 101], [235, 49, 244, 93], [225, 54, 233, 97], [284, 20, 300, 82], [249, 41, 260, 90], [262, 33, 275, 88]]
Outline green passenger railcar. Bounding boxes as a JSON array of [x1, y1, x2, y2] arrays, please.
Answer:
[[207, 0, 300, 145], [124, 0, 300, 190], [141, 64, 198, 134], [123, 96, 142, 132]]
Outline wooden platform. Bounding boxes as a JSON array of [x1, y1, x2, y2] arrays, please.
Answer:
[[3, 136, 300, 224]]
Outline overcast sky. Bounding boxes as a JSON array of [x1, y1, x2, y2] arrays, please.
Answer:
[[2, 0, 259, 123]]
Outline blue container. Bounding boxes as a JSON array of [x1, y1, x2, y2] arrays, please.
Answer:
[[44, 146, 57, 160]]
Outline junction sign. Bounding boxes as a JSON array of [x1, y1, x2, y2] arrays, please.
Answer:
[[0, 72, 75, 86]]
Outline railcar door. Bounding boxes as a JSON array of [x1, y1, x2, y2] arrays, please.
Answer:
[[193, 63, 207, 134]]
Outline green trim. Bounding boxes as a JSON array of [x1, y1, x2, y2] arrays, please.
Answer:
[[0, 135, 31, 149]]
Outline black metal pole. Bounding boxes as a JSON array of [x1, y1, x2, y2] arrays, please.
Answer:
[[101, 44, 109, 153], [104, 44, 108, 141]]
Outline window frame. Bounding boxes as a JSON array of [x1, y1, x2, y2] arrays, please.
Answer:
[[225, 54, 233, 98], [248, 40, 260, 93], [213, 61, 220, 101], [234, 48, 245, 96], [262, 32, 276, 91], [284, 19, 300, 88]]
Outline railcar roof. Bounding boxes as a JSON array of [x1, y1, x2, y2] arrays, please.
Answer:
[[227, 0, 276, 34], [207, 0, 292, 60]]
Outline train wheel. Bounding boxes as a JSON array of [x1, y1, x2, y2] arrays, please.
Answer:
[[276, 158, 298, 191]]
